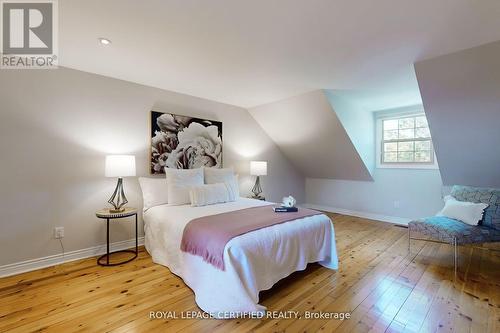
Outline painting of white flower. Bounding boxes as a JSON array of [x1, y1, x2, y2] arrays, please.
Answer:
[[150, 111, 223, 174]]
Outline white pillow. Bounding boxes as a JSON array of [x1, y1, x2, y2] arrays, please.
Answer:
[[437, 195, 489, 225], [138, 177, 168, 211], [165, 168, 204, 205], [189, 183, 235, 207], [204, 167, 240, 197]]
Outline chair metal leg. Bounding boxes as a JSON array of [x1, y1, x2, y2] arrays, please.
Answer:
[[453, 237, 457, 279], [408, 227, 411, 253], [406, 227, 460, 280]]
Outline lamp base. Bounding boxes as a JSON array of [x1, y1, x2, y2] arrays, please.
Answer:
[[108, 177, 129, 213], [252, 176, 263, 198]]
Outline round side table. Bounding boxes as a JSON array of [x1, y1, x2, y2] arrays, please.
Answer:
[[95, 207, 138, 266]]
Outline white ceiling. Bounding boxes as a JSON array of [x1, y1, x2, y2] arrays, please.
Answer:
[[60, 0, 500, 109]]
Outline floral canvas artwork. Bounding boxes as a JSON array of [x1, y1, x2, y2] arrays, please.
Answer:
[[150, 111, 223, 174]]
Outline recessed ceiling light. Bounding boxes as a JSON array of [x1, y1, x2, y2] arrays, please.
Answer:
[[98, 38, 112, 46]]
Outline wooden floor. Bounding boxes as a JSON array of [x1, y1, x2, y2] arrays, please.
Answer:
[[1, 214, 499, 333]]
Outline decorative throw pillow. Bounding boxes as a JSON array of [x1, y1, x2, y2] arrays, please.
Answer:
[[204, 167, 240, 198], [189, 183, 234, 207], [138, 177, 169, 211], [437, 195, 489, 225], [165, 168, 204, 205]]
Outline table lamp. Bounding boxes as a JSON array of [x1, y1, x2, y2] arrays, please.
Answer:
[[250, 161, 267, 199], [105, 155, 136, 213]]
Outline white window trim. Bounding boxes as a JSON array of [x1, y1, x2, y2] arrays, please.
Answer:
[[375, 109, 439, 170]]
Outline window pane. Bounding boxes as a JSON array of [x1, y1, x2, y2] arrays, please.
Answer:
[[383, 119, 398, 130], [415, 151, 432, 162], [384, 130, 398, 140], [380, 114, 433, 165], [384, 152, 397, 162], [398, 129, 414, 139], [384, 142, 397, 152], [398, 117, 415, 129], [415, 116, 428, 128], [415, 140, 431, 151], [415, 127, 431, 138], [398, 152, 414, 162], [398, 141, 414, 152]]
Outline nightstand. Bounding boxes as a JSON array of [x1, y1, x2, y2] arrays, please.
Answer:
[[95, 207, 138, 266]]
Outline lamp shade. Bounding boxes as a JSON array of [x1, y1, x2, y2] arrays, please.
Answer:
[[250, 161, 267, 176], [105, 155, 136, 178]]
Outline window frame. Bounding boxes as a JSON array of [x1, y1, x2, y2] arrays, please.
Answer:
[[375, 109, 439, 170]]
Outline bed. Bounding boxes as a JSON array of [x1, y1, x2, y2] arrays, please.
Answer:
[[144, 197, 338, 318]]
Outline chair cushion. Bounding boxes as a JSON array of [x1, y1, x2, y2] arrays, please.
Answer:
[[451, 185, 500, 230], [409, 216, 500, 244]]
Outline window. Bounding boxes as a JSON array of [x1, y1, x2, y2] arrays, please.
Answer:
[[380, 114, 434, 165]]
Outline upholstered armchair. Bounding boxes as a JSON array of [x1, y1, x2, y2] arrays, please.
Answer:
[[408, 185, 500, 276]]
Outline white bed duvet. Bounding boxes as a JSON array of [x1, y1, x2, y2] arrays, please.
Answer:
[[144, 198, 338, 317]]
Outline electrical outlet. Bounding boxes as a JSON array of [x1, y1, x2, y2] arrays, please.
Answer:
[[393, 200, 400, 209], [54, 227, 64, 239]]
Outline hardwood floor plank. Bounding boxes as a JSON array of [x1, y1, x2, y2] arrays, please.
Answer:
[[347, 242, 437, 332], [248, 220, 409, 333], [0, 213, 498, 333], [387, 243, 448, 332]]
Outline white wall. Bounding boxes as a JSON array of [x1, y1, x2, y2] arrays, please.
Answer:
[[0, 67, 304, 266], [247, 89, 444, 222], [415, 40, 500, 187], [325, 90, 375, 175], [306, 168, 444, 221], [249, 90, 372, 180]]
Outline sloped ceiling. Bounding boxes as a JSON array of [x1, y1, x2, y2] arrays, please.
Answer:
[[415, 40, 500, 187], [59, 0, 500, 108], [325, 91, 375, 174], [248, 90, 373, 180]]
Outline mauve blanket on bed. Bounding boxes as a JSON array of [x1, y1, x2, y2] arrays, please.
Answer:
[[180, 205, 324, 270]]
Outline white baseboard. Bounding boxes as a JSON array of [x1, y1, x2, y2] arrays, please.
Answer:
[[0, 205, 409, 278], [303, 203, 411, 225], [0, 237, 145, 278]]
